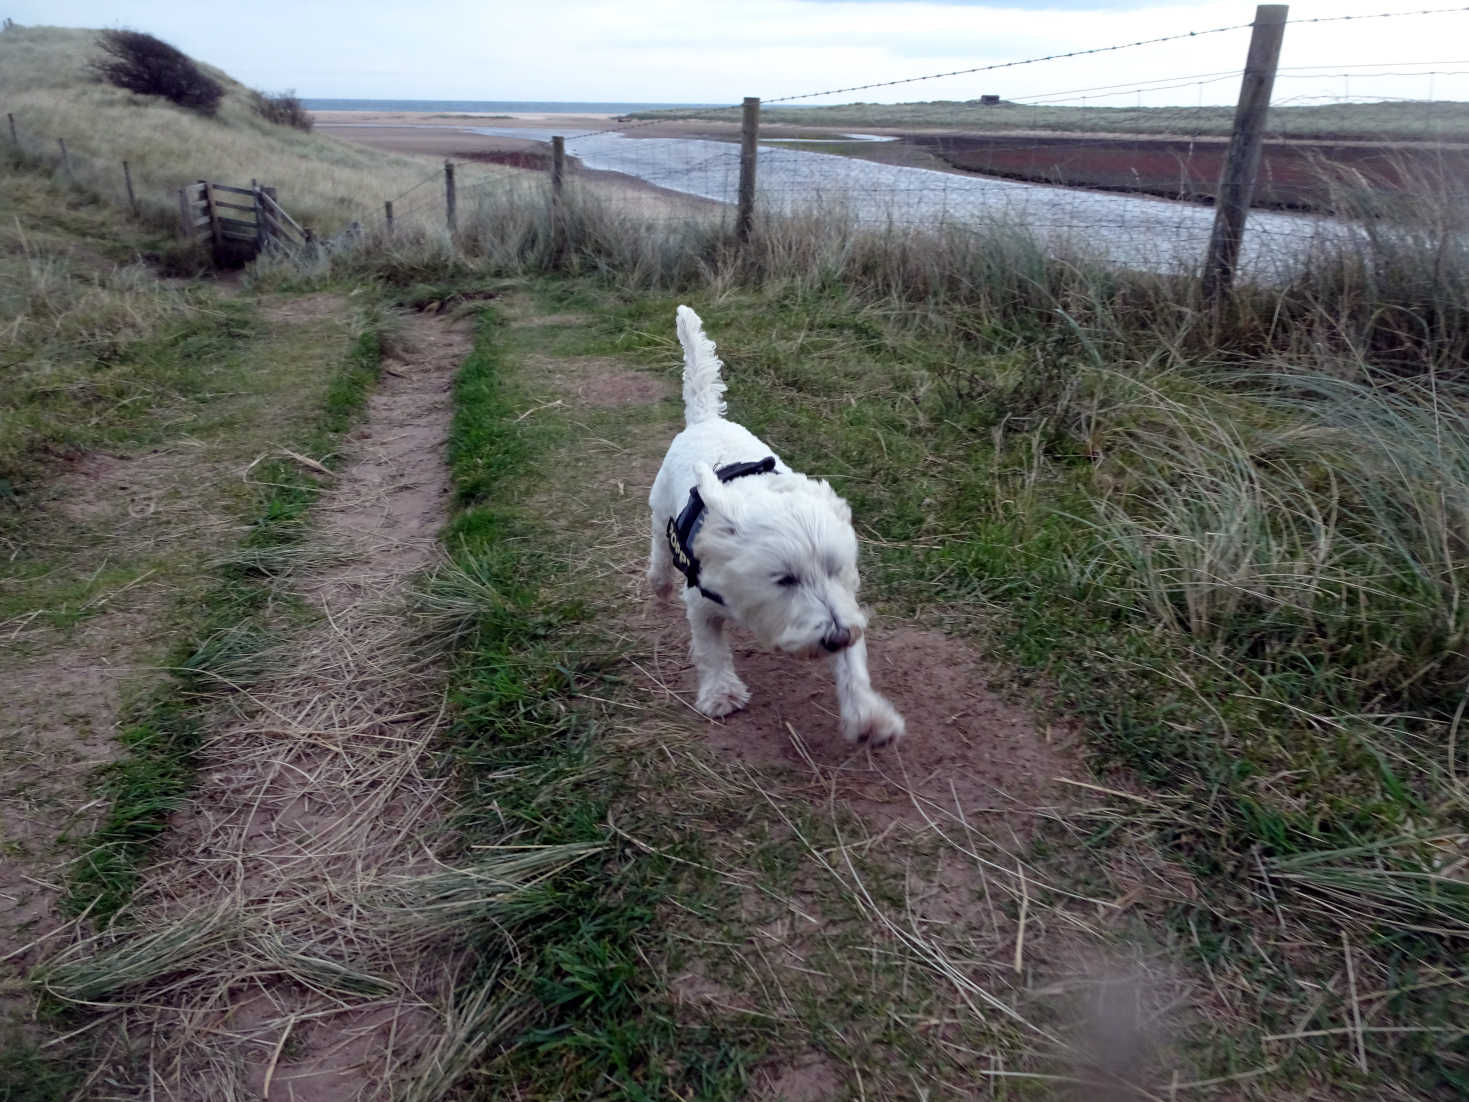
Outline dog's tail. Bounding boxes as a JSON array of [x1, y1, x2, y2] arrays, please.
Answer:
[[676, 305, 726, 425]]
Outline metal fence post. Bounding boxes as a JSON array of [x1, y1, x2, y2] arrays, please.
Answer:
[[384, 199, 394, 234], [1201, 4, 1289, 304], [736, 96, 760, 242], [7, 113, 16, 148]]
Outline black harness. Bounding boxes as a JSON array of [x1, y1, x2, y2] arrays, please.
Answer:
[[666, 456, 778, 605]]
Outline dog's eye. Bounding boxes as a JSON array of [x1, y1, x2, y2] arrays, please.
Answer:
[[777, 574, 799, 587]]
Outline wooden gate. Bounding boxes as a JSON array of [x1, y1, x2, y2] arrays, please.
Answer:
[[176, 180, 310, 257]]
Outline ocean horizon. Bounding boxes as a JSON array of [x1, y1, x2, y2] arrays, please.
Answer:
[[302, 98, 722, 114]]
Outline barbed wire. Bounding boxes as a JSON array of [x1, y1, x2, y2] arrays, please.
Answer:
[[385, 166, 443, 205], [562, 9, 1469, 150], [762, 5, 1469, 107], [1290, 4, 1469, 28], [761, 22, 1256, 105], [1011, 59, 1469, 107]]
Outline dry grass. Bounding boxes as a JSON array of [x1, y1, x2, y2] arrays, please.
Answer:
[[0, 24, 519, 234]]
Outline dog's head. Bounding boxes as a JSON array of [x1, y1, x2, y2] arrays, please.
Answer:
[[690, 462, 866, 657]]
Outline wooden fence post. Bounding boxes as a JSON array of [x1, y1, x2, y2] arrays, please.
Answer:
[[736, 96, 760, 242], [201, 178, 222, 249], [444, 161, 456, 235], [384, 199, 394, 234], [57, 137, 71, 180], [7, 113, 16, 148], [252, 179, 266, 254], [551, 136, 566, 256], [551, 135, 565, 206], [123, 160, 138, 216], [1201, 4, 1288, 304]]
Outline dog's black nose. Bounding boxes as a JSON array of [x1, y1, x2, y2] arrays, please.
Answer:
[[822, 627, 853, 652]]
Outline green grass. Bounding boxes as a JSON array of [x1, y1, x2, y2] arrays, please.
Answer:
[[427, 307, 760, 1096], [480, 279, 1469, 1096], [0, 164, 228, 499], [294, 155, 1469, 1092], [0, 1040, 79, 1102], [422, 287, 1176, 1097]]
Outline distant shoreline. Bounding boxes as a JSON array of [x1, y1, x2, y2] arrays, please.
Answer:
[[302, 98, 721, 115], [312, 111, 633, 148]]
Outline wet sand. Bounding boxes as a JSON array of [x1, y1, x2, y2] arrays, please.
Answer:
[[314, 109, 748, 158], [314, 110, 624, 158], [313, 111, 727, 220]]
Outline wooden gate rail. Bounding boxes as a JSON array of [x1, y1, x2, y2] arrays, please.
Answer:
[[177, 179, 311, 257]]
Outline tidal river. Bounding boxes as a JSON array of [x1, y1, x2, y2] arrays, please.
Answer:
[[467, 125, 1339, 279]]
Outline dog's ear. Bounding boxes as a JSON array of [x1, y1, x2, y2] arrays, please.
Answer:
[[816, 479, 853, 524], [694, 463, 740, 532]]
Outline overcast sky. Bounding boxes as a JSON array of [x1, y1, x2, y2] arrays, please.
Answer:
[[11, 1, 1469, 107]]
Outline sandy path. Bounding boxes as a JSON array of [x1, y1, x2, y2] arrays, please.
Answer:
[[39, 311, 475, 1100]]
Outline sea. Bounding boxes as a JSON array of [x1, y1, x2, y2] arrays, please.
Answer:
[[302, 99, 720, 114]]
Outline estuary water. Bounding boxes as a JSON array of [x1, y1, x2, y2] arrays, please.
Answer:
[[466, 124, 1336, 278]]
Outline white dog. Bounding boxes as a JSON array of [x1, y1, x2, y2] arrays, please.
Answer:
[[647, 306, 906, 747]]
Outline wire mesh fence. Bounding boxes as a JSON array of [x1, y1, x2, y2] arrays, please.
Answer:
[[6, 4, 1467, 288], [445, 3, 1464, 285]]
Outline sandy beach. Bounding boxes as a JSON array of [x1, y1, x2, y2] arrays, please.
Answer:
[[313, 110, 628, 158], [313, 109, 752, 159], [312, 110, 728, 221]]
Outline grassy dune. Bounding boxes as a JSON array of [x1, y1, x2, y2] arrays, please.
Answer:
[[642, 98, 1469, 141], [0, 24, 513, 234]]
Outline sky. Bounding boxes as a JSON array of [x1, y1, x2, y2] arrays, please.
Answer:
[[9, 0, 1469, 107]]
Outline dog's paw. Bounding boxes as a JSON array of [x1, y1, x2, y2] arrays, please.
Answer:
[[696, 676, 750, 718], [841, 694, 906, 748]]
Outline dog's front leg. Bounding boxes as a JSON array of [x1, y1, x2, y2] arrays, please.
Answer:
[[684, 590, 750, 717], [831, 637, 906, 746]]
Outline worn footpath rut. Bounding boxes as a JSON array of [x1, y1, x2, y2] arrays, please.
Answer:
[[42, 311, 474, 1100]]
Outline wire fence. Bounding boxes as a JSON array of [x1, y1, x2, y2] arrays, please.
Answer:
[[6, 4, 1468, 287], [460, 3, 1463, 284]]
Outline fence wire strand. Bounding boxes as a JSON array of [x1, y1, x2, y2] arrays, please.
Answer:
[[10, 1, 1467, 282]]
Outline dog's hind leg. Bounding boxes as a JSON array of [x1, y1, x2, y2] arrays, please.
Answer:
[[831, 638, 906, 746], [684, 590, 750, 717], [647, 513, 678, 601]]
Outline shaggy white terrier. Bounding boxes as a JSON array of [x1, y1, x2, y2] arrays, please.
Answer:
[[648, 306, 906, 747]]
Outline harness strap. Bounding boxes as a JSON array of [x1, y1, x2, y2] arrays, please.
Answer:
[[665, 456, 777, 605]]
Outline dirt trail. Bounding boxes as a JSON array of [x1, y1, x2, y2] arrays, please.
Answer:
[[1, 299, 355, 1031], [41, 310, 473, 1100], [522, 329, 1084, 836]]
